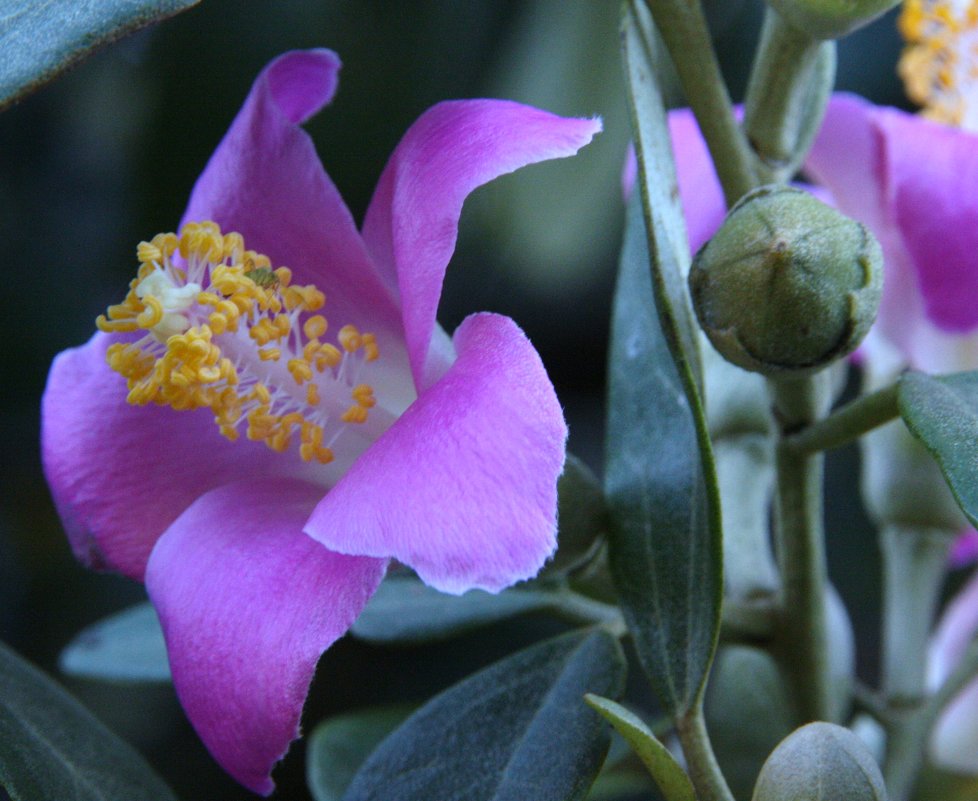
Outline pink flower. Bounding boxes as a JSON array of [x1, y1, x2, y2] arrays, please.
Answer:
[[41, 49, 600, 794], [806, 93, 978, 378]]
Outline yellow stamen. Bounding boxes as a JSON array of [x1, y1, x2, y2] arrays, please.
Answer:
[[97, 221, 386, 464]]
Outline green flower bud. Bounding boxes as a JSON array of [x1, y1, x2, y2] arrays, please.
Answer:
[[752, 722, 888, 801], [706, 647, 794, 801], [689, 185, 882, 376], [764, 0, 900, 40]]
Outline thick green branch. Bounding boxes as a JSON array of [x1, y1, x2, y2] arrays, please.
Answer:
[[770, 373, 834, 723]]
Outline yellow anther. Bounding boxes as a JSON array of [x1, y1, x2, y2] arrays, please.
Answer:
[[303, 315, 328, 339], [274, 315, 291, 336], [274, 266, 292, 286], [136, 295, 164, 328], [197, 366, 222, 383], [137, 241, 162, 264], [352, 384, 376, 408], [96, 315, 139, 333], [258, 348, 281, 362], [287, 358, 314, 385], [314, 344, 342, 371], [306, 384, 321, 406], [361, 333, 380, 362], [341, 404, 369, 424], [316, 448, 335, 464], [338, 325, 362, 353]]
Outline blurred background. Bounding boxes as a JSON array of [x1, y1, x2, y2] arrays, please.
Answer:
[[0, 1, 915, 798]]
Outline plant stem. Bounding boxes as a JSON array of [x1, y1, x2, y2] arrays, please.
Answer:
[[769, 372, 834, 722], [784, 382, 900, 455], [880, 525, 955, 801], [743, 7, 836, 183], [675, 702, 736, 801], [643, 0, 756, 204]]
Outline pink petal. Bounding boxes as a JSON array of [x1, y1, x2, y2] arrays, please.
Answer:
[[878, 108, 978, 332], [305, 313, 566, 594], [929, 568, 978, 773], [668, 108, 727, 255], [41, 334, 326, 580], [361, 100, 601, 392], [145, 478, 386, 795], [951, 529, 978, 569], [806, 94, 927, 365], [930, 568, 978, 688], [181, 49, 406, 366]]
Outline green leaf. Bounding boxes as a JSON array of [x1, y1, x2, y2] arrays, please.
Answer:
[[342, 629, 627, 801], [0, 639, 178, 801], [60, 603, 170, 683], [0, 0, 201, 112], [307, 705, 415, 801], [621, 0, 703, 392], [351, 576, 620, 644], [543, 455, 609, 577], [584, 695, 696, 801], [605, 1, 723, 717], [351, 577, 560, 644], [898, 370, 978, 528]]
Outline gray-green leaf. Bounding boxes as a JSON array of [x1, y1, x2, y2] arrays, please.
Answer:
[[342, 629, 627, 801], [585, 695, 696, 801], [0, 0, 200, 112], [605, 0, 723, 717], [0, 639, 178, 801], [307, 705, 415, 801], [899, 370, 978, 528], [351, 577, 560, 644], [60, 602, 170, 682]]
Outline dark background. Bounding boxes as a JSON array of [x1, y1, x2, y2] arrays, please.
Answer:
[[0, 2, 911, 798]]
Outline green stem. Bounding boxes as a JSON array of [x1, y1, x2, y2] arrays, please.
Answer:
[[743, 7, 836, 182], [675, 702, 736, 801], [880, 525, 955, 801], [643, 0, 756, 204], [769, 372, 834, 722], [784, 382, 900, 455]]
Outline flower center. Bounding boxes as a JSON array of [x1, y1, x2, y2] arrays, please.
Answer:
[[899, 0, 978, 130], [97, 221, 384, 464]]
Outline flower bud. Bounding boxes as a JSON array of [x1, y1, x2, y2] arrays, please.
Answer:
[[764, 0, 900, 40], [752, 722, 887, 801], [689, 185, 882, 376]]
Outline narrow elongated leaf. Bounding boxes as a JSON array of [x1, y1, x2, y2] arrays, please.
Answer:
[[351, 578, 560, 644], [584, 695, 696, 801], [0, 640, 178, 801], [898, 370, 978, 526], [605, 1, 723, 716], [0, 0, 200, 112], [60, 603, 170, 682], [621, 0, 702, 390], [342, 629, 626, 801], [307, 706, 415, 801]]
